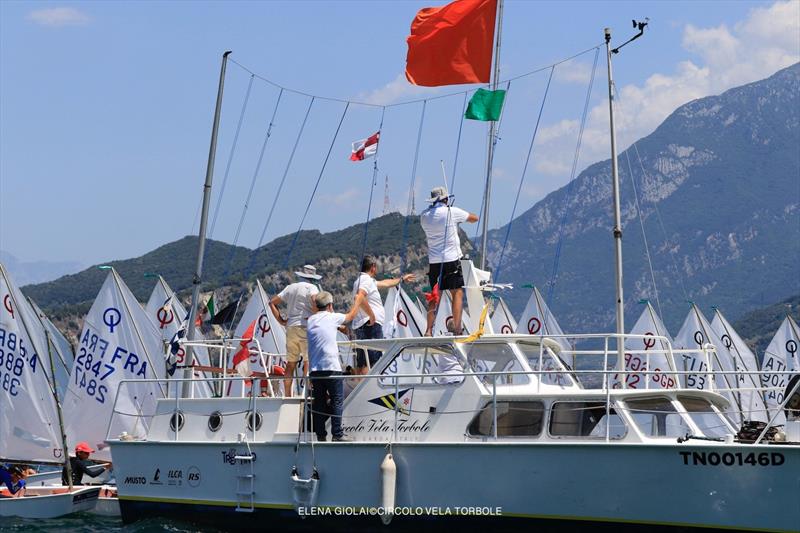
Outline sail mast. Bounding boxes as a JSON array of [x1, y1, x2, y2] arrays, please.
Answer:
[[605, 28, 626, 367], [479, 0, 503, 270], [184, 50, 232, 396], [45, 331, 73, 489]]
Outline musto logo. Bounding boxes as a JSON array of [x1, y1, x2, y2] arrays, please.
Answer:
[[123, 476, 147, 485]]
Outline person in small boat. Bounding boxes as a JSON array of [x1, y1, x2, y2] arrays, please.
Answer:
[[352, 255, 415, 374], [306, 290, 365, 442], [419, 186, 479, 336], [61, 442, 111, 486], [269, 264, 322, 397], [0, 465, 26, 497]]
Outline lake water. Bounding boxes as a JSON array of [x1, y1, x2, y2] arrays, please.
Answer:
[[0, 515, 215, 532]]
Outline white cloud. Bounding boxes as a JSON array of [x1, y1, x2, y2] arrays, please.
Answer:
[[357, 73, 437, 106], [533, 1, 800, 179], [554, 60, 593, 84], [27, 7, 90, 27]]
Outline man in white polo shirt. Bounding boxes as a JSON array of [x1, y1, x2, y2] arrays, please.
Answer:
[[352, 255, 415, 375], [306, 290, 365, 442], [419, 186, 478, 336], [269, 264, 321, 397]]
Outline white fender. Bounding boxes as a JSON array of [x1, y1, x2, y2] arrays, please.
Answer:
[[380, 452, 396, 525]]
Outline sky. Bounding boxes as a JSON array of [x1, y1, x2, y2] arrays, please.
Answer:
[[1, 0, 798, 266]]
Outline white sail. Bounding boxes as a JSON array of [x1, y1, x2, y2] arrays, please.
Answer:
[[761, 316, 800, 424], [433, 291, 471, 337], [144, 277, 212, 397], [673, 305, 741, 423], [460, 260, 493, 334], [228, 281, 286, 396], [63, 269, 167, 461], [490, 297, 517, 335], [711, 310, 769, 423], [0, 263, 63, 464], [27, 298, 74, 402], [383, 286, 426, 338], [415, 296, 427, 317], [515, 287, 571, 362], [615, 303, 678, 390]]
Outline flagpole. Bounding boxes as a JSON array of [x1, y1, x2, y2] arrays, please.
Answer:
[[184, 50, 232, 397], [479, 0, 503, 270]]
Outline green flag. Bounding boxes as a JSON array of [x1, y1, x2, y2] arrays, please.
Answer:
[[206, 294, 216, 319], [465, 88, 506, 121]]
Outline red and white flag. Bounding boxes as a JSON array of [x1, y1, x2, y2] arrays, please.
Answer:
[[232, 319, 256, 377], [350, 131, 380, 161]]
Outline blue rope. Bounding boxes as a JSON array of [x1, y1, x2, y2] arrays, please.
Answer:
[[547, 47, 600, 303], [360, 107, 387, 258], [223, 88, 284, 280], [494, 67, 555, 283], [246, 97, 315, 277], [284, 102, 351, 268], [400, 100, 427, 274], [209, 74, 254, 239]]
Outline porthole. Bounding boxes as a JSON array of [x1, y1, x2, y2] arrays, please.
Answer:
[[169, 410, 185, 432], [246, 411, 263, 432], [208, 411, 223, 432]]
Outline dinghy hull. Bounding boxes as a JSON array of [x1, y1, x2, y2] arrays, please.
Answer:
[[0, 486, 100, 518]]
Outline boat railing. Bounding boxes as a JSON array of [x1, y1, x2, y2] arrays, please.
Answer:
[[107, 361, 797, 445]]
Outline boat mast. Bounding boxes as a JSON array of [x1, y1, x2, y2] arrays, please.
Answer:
[[605, 28, 625, 366], [45, 331, 73, 489], [183, 51, 232, 396], [479, 0, 503, 270]]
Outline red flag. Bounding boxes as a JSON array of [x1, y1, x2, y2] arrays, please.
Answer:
[[232, 319, 256, 377], [405, 0, 497, 87], [350, 132, 380, 161], [424, 283, 441, 306]]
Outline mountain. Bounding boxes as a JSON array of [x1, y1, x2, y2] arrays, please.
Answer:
[[0, 250, 84, 286], [487, 63, 800, 333], [732, 294, 800, 356], [21, 212, 464, 340]]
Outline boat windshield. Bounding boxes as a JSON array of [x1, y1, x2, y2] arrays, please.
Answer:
[[622, 397, 691, 438], [379, 344, 464, 386], [464, 342, 529, 386], [678, 396, 733, 438], [516, 342, 575, 387]]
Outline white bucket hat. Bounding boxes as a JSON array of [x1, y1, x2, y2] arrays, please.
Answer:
[[295, 264, 322, 280]]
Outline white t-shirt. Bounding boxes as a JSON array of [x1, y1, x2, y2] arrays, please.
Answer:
[[352, 273, 386, 329], [278, 281, 319, 327], [307, 311, 346, 372], [419, 204, 469, 263]]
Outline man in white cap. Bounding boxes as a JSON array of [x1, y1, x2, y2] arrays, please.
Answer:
[[419, 186, 478, 336], [269, 264, 322, 396], [306, 290, 365, 441]]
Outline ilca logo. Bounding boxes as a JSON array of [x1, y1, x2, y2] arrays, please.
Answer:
[[103, 307, 122, 333], [258, 313, 271, 337], [3, 294, 13, 318], [157, 307, 174, 329]]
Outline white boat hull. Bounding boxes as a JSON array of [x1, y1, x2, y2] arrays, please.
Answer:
[[110, 440, 799, 532], [0, 485, 100, 518]]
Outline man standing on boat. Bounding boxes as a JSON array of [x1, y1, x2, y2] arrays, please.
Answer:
[[306, 290, 365, 442], [420, 186, 479, 336], [269, 265, 322, 397], [352, 255, 415, 374], [61, 442, 111, 486]]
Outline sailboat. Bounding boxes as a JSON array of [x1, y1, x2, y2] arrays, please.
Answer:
[[105, 5, 799, 531], [27, 297, 73, 401], [614, 302, 677, 390], [489, 296, 516, 334], [383, 286, 426, 339], [0, 263, 100, 518], [761, 315, 800, 424]]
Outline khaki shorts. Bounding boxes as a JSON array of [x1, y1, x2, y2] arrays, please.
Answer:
[[285, 326, 308, 363]]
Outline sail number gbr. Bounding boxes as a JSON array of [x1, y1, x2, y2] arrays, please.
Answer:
[[679, 451, 785, 467]]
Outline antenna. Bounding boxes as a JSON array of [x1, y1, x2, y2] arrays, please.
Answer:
[[383, 174, 390, 215]]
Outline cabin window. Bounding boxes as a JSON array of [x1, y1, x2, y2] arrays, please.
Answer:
[[468, 401, 545, 437], [679, 396, 733, 438], [246, 411, 263, 432], [548, 402, 626, 439], [379, 345, 463, 386], [465, 343, 529, 386], [516, 342, 574, 387], [208, 411, 223, 432], [169, 410, 185, 433], [623, 397, 690, 438]]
